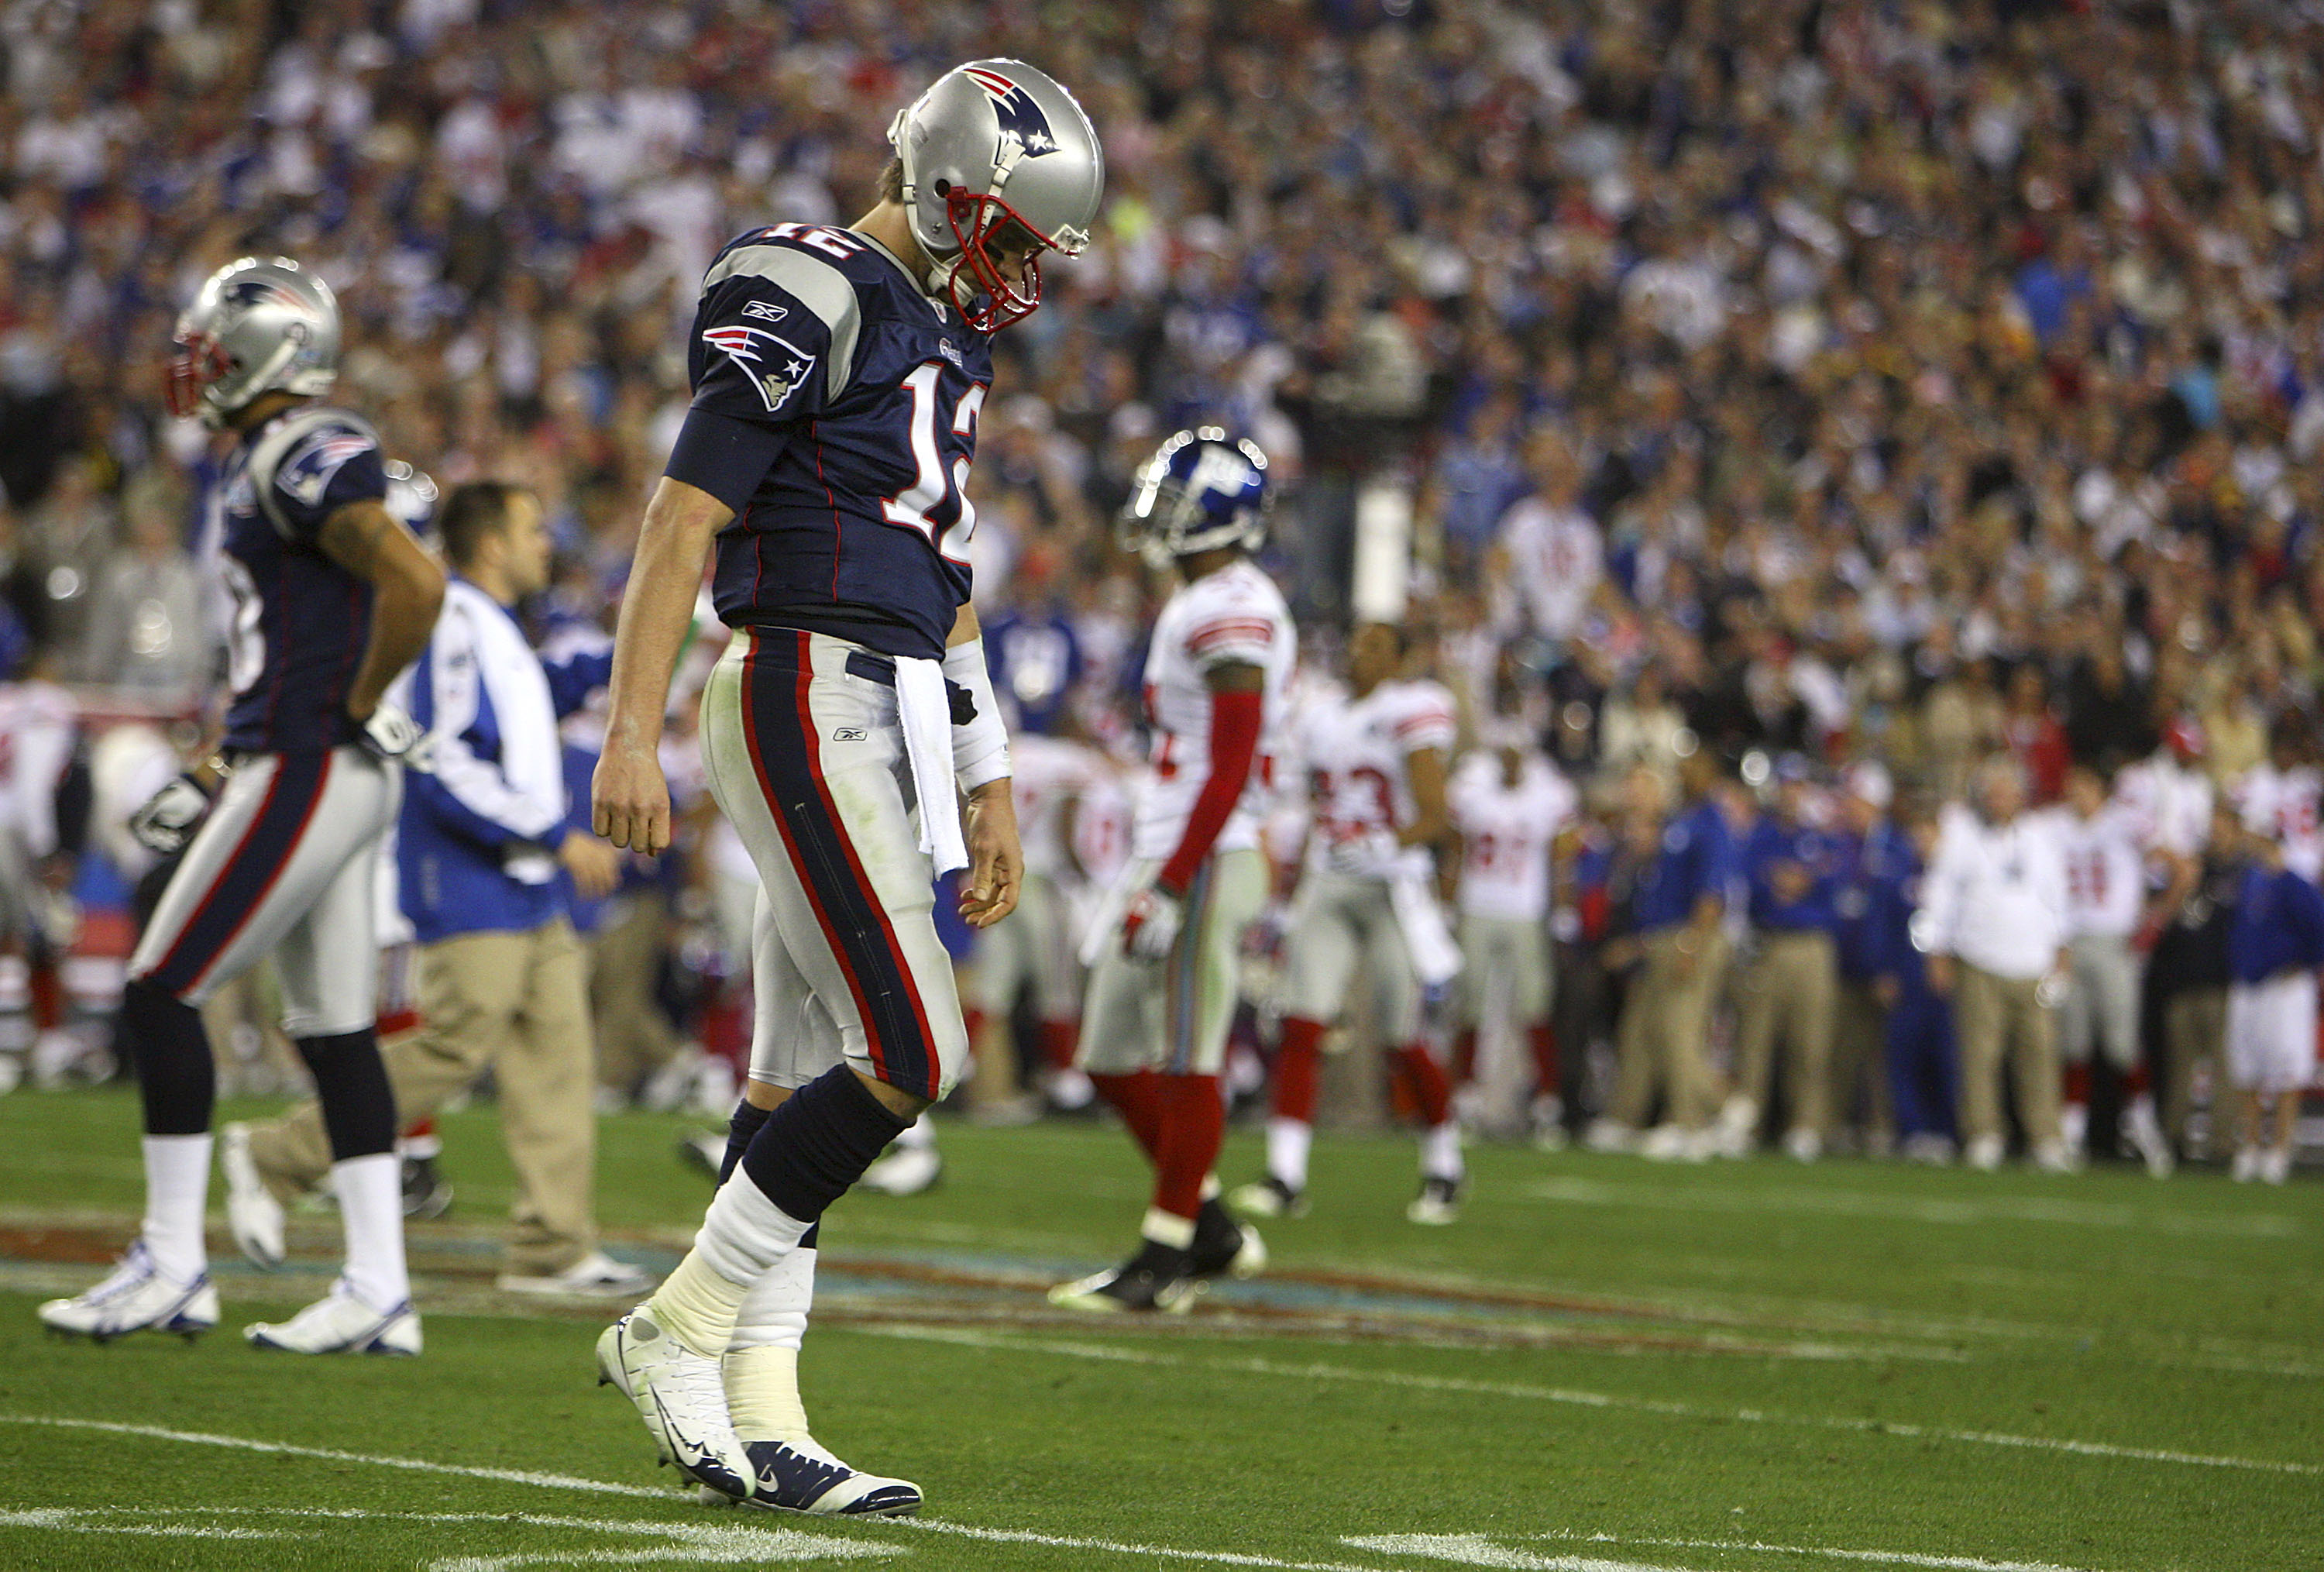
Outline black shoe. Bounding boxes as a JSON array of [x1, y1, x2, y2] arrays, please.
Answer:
[[401, 1154, 452, 1219], [1187, 1198, 1267, 1280], [1047, 1239, 1198, 1312]]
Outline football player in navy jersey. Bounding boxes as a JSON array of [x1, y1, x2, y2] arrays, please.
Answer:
[[589, 61, 1102, 1515], [40, 259, 445, 1354]]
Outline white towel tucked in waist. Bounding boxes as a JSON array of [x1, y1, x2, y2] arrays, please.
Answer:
[[894, 655, 968, 877]]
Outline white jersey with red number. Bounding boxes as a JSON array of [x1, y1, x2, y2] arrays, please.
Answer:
[[2054, 802, 2146, 939], [1008, 732, 1105, 882], [1131, 559, 1296, 862], [1299, 678, 1458, 879], [1449, 748, 1574, 922], [2233, 763, 2324, 882], [2113, 755, 2211, 859], [0, 679, 80, 860]]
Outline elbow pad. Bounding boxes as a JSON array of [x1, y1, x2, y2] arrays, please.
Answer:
[[943, 638, 1012, 793]]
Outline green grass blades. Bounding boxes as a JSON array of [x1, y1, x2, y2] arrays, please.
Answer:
[[0, 1086, 2318, 1570]]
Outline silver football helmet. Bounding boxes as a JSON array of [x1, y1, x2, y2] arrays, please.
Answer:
[[886, 59, 1104, 332], [164, 256, 340, 428]]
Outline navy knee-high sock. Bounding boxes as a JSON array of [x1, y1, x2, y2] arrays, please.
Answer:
[[736, 1065, 909, 1224], [295, 1029, 397, 1161], [122, 978, 213, 1137]]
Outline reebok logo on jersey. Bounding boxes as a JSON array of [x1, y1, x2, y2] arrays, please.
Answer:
[[702, 325, 813, 414], [830, 728, 866, 742], [741, 299, 789, 323]]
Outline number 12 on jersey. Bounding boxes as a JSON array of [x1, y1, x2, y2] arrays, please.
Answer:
[[882, 362, 986, 565]]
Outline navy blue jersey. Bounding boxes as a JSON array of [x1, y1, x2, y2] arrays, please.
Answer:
[[213, 404, 385, 753], [675, 223, 992, 661]]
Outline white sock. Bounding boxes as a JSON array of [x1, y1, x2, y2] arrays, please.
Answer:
[[655, 1174, 812, 1357], [1198, 1172, 1220, 1203], [332, 1152, 410, 1311], [1265, 1116, 1312, 1192], [397, 1130, 442, 1161], [140, 1133, 213, 1284], [727, 1243, 816, 1442], [1422, 1120, 1464, 1182], [893, 1114, 935, 1152]]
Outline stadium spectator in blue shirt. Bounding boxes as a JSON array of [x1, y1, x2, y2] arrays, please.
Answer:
[[236, 483, 647, 1297], [1724, 756, 1842, 1160], [1590, 754, 1737, 1158]]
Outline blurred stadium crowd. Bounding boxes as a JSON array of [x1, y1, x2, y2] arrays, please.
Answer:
[[1, 0, 2321, 1175]]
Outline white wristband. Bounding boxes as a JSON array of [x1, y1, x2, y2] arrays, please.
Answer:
[[943, 638, 1012, 793]]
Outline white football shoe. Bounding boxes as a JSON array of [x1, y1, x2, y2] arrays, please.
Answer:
[[245, 1278, 420, 1354], [700, 1435, 923, 1516], [1783, 1127, 1823, 1164], [1405, 1174, 1463, 1226], [858, 1144, 941, 1197], [2231, 1146, 2260, 1183], [38, 1240, 217, 1342], [499, 1250, 656, 1298], [219, 1122, 286, 1269], [2123, 1099, 2174, 1178], [1965, 1134, 2005, 1172], [2260, 1146, 2292, 1185], [596, 1305, 754, 1501]]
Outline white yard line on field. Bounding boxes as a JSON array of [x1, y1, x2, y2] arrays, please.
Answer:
[[0, 1419, 1678, 1572], [857, 1324, 2322, 1477], [1531, 1531, 2104, 1572], [1526, 1177, 2298, 1240]]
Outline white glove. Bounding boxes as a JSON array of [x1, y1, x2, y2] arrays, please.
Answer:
[[128, 776, 210, 857], [1120, 885, 1184, 963], [359, 703, 425, 763], [1325, 826, 1398, 875]]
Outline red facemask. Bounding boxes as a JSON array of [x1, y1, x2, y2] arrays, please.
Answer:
[[942, 187, 1053, 332], [163, 332, 230, 420]]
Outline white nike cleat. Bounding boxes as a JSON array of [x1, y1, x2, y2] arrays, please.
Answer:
[[1227, 1175, 1305, 1218], [38, 1240, 218, 1342], [1965, 1134, 2005, 1172], [2123, 1099, 2174, 1178], [219, 1122, 285, 1269], [1405, 1174, 1463, 1225], [500, 1250, 657, 1298], [596, 1305, 754, 1501], [1783, 1127, 1822, 1164], [858, 1145, 941, 1197], [245, 1278, 421, 1354], [699, 1435, 923, 1516], [2231, 1146, 2260, 1183], [2260, 1147, 2292, 1185]]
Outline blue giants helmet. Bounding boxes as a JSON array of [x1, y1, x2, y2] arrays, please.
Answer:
[[1119, 427, 1270, 569]]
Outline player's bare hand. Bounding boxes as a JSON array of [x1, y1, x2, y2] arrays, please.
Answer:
[[593, 739, 672, 856], [560, 828, 623, 900], [958, 781, 1022, 928]]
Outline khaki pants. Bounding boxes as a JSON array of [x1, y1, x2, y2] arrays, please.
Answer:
[[1731, 930, 1836, 1134], [591, 892, 678, 1096], [1610, 927, 1728, 1130], [249, 918, 597, 1275], [1953, 963, 2061, 1151], [2162, 987, 2228, 1158], [1828, 978, 1891, 1140]]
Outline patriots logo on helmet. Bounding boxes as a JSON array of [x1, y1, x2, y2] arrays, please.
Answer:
[[962, 66, 1061, 170], [703, 324, 813, 414], [225, 279, 314, 314]]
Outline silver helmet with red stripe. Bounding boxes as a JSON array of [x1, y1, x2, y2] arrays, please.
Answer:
[[164, 256, 341, 428], [887, 59, 1103, 332]]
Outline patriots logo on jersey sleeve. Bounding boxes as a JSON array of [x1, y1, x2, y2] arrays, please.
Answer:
[[276, 431, 376, 509], [962, 66, 1062, 170], [702, 324, 815, 414]]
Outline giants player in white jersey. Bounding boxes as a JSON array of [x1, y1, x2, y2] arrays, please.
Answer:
[[1051, 430, 1291, 1313], [1446, 723, 1574, 1143], [2054, 762, 2173, 1175], [1232, 622, 1465, 1225], [0, 646, 81, 1092], [2233, 718, 2322, 882]]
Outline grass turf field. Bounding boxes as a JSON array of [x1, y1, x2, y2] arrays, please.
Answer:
[[0, 1087, 2316, 1571]]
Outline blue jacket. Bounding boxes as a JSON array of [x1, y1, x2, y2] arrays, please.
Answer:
[[397, 580, 603, 944], [1861, 839, 1934, 995], [1833, 821, 1913, 978], [2228, 865, 2324, 985], [1744, 817, 1839, 934], [1634, 799, 1736, 936]]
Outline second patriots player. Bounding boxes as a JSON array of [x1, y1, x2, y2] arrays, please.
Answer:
[[1050, 430, 1290, 1313], [40, 259, 445, 1352], [589, 61, 1100, 1515]]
